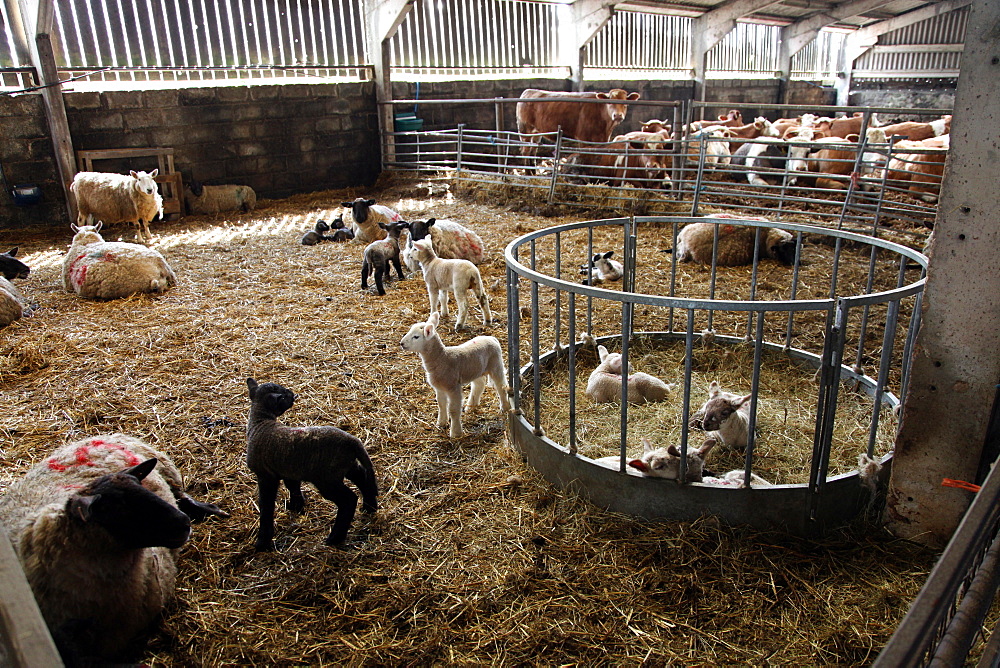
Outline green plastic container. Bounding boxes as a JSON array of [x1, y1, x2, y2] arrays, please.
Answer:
[[394, 113, 424, 132]]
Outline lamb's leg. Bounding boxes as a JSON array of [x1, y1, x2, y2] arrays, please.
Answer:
[[392, 256, 405, 280], [361, 260, 371, 290], [454, 291, 469, 331], [433, 387, 449, 430], [426, 284, 439, 316], [284, 479, 305, 513], [444, 387, 465, 438], [437, 289, 450, 318], [254, 474, 280, 552], [314, 479, 358, 546], [477, 290, 492, 325], [490, 370, 512, 412], [466, 376, 487, 410], [346, 462, 378, 513], [374, 262, 386, 295]]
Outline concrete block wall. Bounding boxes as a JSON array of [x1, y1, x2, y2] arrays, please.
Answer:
[[850, 81, 956, 117], [0, 94, 68, 230]]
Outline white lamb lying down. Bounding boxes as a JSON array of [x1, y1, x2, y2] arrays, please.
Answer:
[[400, 311, 511, 439], [62, 222, 177, 300], [579, 251, 623, 285], [595, 437, 772, 487], [585, 344, 673, 404], [689, 380, 753, 449]]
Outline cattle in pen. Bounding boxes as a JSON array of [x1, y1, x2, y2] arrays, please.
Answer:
[[516, 88, 641, 158]]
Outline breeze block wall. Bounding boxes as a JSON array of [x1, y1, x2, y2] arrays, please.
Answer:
[[0, 93, 67, 230], [64, 81, 381, 201]]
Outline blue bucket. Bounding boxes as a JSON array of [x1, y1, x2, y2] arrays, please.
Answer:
[[12, 184, 42, 207]]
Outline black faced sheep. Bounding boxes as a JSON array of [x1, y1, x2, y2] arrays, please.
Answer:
[[0, 434, 227, 663], [673, 214, 797, 266], [62, 222, 177, 300], [245, 378, 378, 551], [341, 197, 403, 244], [0, 247, 32, 328], [401, 218, 486, 272], [70, 169, 163, 244], [399, 311, 511, 439], [361, 221, 408, 295], [409, 237, 492, 331], [183, 179, 257, 214], [689, 380, 753, 449]]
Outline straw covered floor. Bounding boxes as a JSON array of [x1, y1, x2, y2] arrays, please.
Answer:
[[0, 173, 936, 665]]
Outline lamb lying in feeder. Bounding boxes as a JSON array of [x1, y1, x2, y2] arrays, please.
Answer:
[[595, 437, 772, 486], [672, 213, 797, 266], [689, 380, 753, 449], [579, 251, 623, 285], [399, 311, 511, 439], [245, 378, 378, 551], [585, 344, 673, 404]]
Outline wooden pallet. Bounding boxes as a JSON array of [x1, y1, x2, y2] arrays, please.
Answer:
[[75, 147, 183, 218]]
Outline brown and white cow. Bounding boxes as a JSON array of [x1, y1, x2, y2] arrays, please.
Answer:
[[516, 88, 641, 157], [878, 116, 951, 142], [686, 109, 743, 133], [572, 131, 670, 187], [885, 135, 949, 202]]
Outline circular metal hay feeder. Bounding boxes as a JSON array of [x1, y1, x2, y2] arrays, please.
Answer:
[[504, 215, 928, 536]]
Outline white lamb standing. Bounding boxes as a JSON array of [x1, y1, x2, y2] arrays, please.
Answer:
[[62, 222, 177, 300], [70, 169, 163, 244], [585, 344, 673, 404], [400, 311, 511, 439], [183, 180, 257, 214], [689, 380, 753, 449], [0, 433, 227, 663], [401, 218, 487, 273], [579, 250, 623, 285], [410, 237, 492, 331], [341, 197, 403, 244]]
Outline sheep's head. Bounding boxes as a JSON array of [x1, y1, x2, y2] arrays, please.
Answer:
[[628, 437, 717, 482], [341, 198, 377, 224], [379, 221, 408, 240], [66, 458, 192, 549], [400, 312, 440, 352], [247, 378, 296, 418], [406, 218, 437, 243], [765, 228, 797, 265], [315, 220, 331, 233], [130, 169, 159, 196], [0, 247, 29, 280], [410, 237, 435, 263], [699, 381, 752, 432], [329, 214, 346, 230], [596, 344, 633, 375], [69, 222, 105, 246]]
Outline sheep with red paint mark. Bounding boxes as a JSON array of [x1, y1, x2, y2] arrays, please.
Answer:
[[62, 222, 176, 300], [401, 217, 487, 273], [0, 433, 227, 664]]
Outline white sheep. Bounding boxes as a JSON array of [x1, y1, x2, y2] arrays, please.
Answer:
[[70, 169, 163, 244], [622, 437, 718, 482], [673, 214, 797, 266], [585, 344, 673, 404], [183, 180, 257, 214], [341, 197, 403, 244], [0, 433, 226, 663], [402, 218, 487, 272], [0, 247, 32, 328], [410, 237, 492, 331], [579, 251, 623, 285], [62, 222, 177, 300], [689, 380, 753, 449], [400, 311, 511, 439]]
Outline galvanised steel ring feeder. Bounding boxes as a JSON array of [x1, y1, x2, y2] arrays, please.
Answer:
[[504, 215, 927, 536]]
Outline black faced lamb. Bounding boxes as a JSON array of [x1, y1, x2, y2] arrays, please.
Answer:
[[410, 237, 492, 331], [361, 221, 408, 295], [341, 197, 403, 244], [301, 219, 333, 245], [0, 434, 227, 664], [70, 169, 163, 243], [0, 246, 32, 328], [183, 179, 257, 214], [401, 217, 487, 272], [62, 222, 177, 300], [672, 214, 797, 266], [245, 378, 378, 551], [585, 344, 673, 404], [689, 380, 753, 449], [400, 311, 511, 439], [579, 250, 623, 285]]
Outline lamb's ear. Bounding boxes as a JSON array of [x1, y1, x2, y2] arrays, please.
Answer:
[[426, 218, 436, 227], [378, 222, 389, 231], [597, 345, 609, 361], [698, 438, 719, 457], [71, 224, 80, 233], [734, 394, 753, 408], [642, 437, 654, 454], [124, 458, 158, 482], [130, 170, 139, 179], [5, 247, 17, 257], [149, 168, 159, 178], [603, 251, 614, 259], [340, 201, 353, 208], [667, 444, 682, 457], [68, 494, 98, 522], [247, 378, 259, 398], [95, 221, 103, 232], [628, 459, 649, 472], [708, 381, 721, 397], [366, 199, 376, 206]]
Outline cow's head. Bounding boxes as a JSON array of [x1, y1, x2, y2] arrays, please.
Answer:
[[597, 89, 641, 126]]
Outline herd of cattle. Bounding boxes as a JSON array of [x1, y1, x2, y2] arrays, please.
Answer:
[[515, 88, 952, 203]]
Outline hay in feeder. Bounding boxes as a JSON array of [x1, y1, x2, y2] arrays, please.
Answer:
[[0, 173, 934, 665]]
